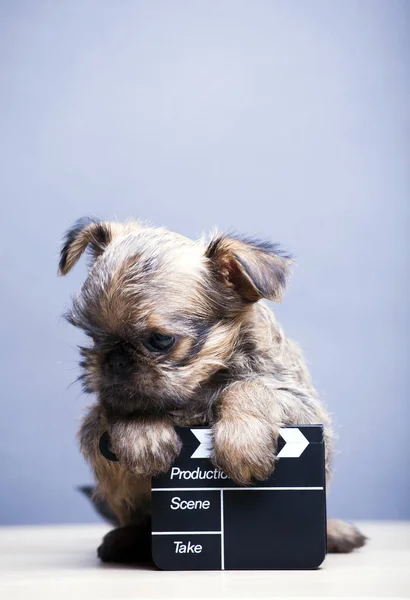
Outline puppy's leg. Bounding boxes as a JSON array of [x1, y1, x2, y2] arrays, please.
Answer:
[[212, 379, 282, 485], [97, 521, 152, 564], [327, 518, 367, 553], [79, 404, 152, 563], [108, 414, 182, 477], [212, 378, 331, 485]]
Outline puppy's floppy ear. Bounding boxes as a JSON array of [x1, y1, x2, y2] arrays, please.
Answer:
[[58, 217, 112, 275], [206, 233, 293, 302]]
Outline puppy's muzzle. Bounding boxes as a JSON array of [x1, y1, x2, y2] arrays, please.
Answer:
[[106, 348, 132, 376]]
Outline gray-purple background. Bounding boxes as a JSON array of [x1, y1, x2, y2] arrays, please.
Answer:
[[0, 0, 409, 524]]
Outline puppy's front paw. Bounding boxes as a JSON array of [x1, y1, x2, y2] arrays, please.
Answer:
[[212, 418, 278, 485], [327, 519, 367, 553], [98, 524, 152, 564], [109, 417, 181, 476]]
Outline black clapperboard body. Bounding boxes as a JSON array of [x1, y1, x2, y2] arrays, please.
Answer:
[[152, 425, 327, 570]]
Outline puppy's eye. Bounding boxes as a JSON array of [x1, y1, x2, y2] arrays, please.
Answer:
[[143, 332, 175, 353]]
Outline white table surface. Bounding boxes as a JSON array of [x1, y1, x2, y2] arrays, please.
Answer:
[[0, 522, 409, 599]]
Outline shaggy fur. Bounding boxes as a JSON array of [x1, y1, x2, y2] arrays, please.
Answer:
[[59, 217, 366, 562]]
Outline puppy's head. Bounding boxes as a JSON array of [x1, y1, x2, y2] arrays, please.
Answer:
[[59, 217, 292, 415]]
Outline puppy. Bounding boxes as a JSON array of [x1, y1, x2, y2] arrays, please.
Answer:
[[59, 217, 366, 562]]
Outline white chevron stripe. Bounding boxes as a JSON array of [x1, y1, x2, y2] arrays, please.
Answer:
[[190, 429, 213, 458], [277, 428, 309, 458]]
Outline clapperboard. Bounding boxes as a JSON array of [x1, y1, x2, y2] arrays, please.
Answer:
[[151, 425, 327, 570]]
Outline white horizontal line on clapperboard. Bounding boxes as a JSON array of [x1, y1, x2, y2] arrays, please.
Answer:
[[152, 486, 324, 492], [152, 531, 221, 535]]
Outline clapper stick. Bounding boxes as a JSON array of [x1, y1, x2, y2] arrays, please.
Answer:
[[151, 425, 327, 570]]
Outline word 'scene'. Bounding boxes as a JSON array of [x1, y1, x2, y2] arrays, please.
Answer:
[[170, 496, 210, 510], [174, 540, 202, 554]]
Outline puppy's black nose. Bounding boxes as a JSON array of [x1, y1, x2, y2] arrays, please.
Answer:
[[106, 349, 131, 375]]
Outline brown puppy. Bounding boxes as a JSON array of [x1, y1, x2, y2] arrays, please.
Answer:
[[59, 217, 366, 562]]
